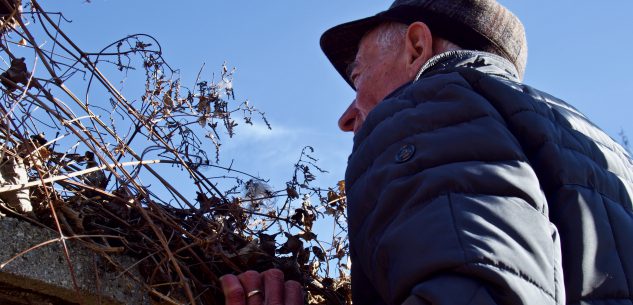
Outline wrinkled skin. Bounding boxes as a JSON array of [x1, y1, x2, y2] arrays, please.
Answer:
[[220, 269, 303, 305], [338, 22, 436, 133], [338, 27, 409, 133]]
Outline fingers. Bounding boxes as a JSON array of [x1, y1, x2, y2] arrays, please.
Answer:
[[263, 269, 284, 305], [238, 271, 264, 305], [221, 269, 304, 305], [284, 280, 304, 305], [221, 274, 246, 305]]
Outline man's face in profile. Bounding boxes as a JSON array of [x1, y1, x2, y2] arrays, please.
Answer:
[[337, 25, 411, 134]]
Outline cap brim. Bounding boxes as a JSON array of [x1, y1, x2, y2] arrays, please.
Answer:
[[320, 15, 383, 90]]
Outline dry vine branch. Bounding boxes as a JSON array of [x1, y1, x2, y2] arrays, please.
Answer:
[[0, 1, 350, 304]]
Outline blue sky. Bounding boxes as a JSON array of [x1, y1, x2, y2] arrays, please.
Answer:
[[43, 1, 633, 192]]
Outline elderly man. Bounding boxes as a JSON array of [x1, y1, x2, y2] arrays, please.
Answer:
[[221, 1, 633, 304]]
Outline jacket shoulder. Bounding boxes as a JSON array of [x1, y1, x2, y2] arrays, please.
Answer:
[[451, 68, 633, 304], [346, 70, 564, 304]]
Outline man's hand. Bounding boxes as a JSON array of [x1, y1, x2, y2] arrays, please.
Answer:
[[220, 269, 304, 305]]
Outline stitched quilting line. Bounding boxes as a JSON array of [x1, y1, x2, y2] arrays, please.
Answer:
[[558, 126, 633, 185], [601, 194, 632, 297], [361, 192, 557, 303], [559, 183, 633, 214], [519, 127, 633, 201], [468, 261, 557, 301], [552, 225, 561, 304], [384, 190, 547, 241], [529, 132, 633, 192], [548, 108, 633, 184], [470, 78, 633, 187], [347, 112, 502, 192], [540, 142, 633, 203], [461, 92, 633, 189], [370, 192, 553, 305], [451, 188, 558, 301], [535, 91, 632, 167], [448, 192, 468, 264], [447, 191, 557, 301], [358, 157, 547, 220], [351, 159, 550, 248], [463, 284, 489, 305], [352, 76, 476, 160], [458, 69, 633, 187], [571, 297, 633, 303], [488, 97, 633, 178]]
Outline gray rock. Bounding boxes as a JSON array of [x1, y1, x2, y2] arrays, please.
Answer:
[[0, 217, 149, 304]]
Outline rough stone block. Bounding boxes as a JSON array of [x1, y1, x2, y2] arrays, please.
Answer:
[[0, 217, 149, 305]]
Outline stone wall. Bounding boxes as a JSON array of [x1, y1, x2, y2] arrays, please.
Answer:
[[0, 217, 149, 305]]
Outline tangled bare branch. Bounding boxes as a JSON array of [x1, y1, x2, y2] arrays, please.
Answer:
[[0, 1, 350, 304]]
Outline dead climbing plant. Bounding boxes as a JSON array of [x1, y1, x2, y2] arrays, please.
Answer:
[[0, 1, 350, 304]]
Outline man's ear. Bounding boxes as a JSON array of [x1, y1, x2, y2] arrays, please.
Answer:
[[403, 22, 434, 79]]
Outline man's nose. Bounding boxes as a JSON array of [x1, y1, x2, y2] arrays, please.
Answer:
[[338, 100, 358, 132]]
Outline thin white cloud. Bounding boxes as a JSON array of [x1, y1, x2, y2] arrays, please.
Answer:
[[211, 120, 351, 191]]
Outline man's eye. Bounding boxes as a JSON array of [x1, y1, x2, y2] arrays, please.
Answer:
[[346, 60, 359, 83], [350, 72, 360, 84]]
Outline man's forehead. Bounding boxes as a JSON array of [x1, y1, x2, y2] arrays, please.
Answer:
[[345, 27, 380, 78]]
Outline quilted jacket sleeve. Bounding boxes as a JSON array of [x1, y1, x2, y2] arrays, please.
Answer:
[[345, 72, 564, 305]]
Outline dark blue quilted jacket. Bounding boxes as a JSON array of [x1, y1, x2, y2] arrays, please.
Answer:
[[345, 50, 633, 305]]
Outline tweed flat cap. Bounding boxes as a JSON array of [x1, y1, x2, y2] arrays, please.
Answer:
[[320, 0, 528, 88]]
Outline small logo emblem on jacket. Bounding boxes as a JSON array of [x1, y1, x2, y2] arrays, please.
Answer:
[[395, 144, 416, 163]]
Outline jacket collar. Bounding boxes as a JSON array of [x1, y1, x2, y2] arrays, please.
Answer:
[[351, 50, 521, 144], [415, 50, 521, 82]]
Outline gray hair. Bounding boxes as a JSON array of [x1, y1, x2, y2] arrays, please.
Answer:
[[374, 22, 408, 53], [373, 22, 462, 54]]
